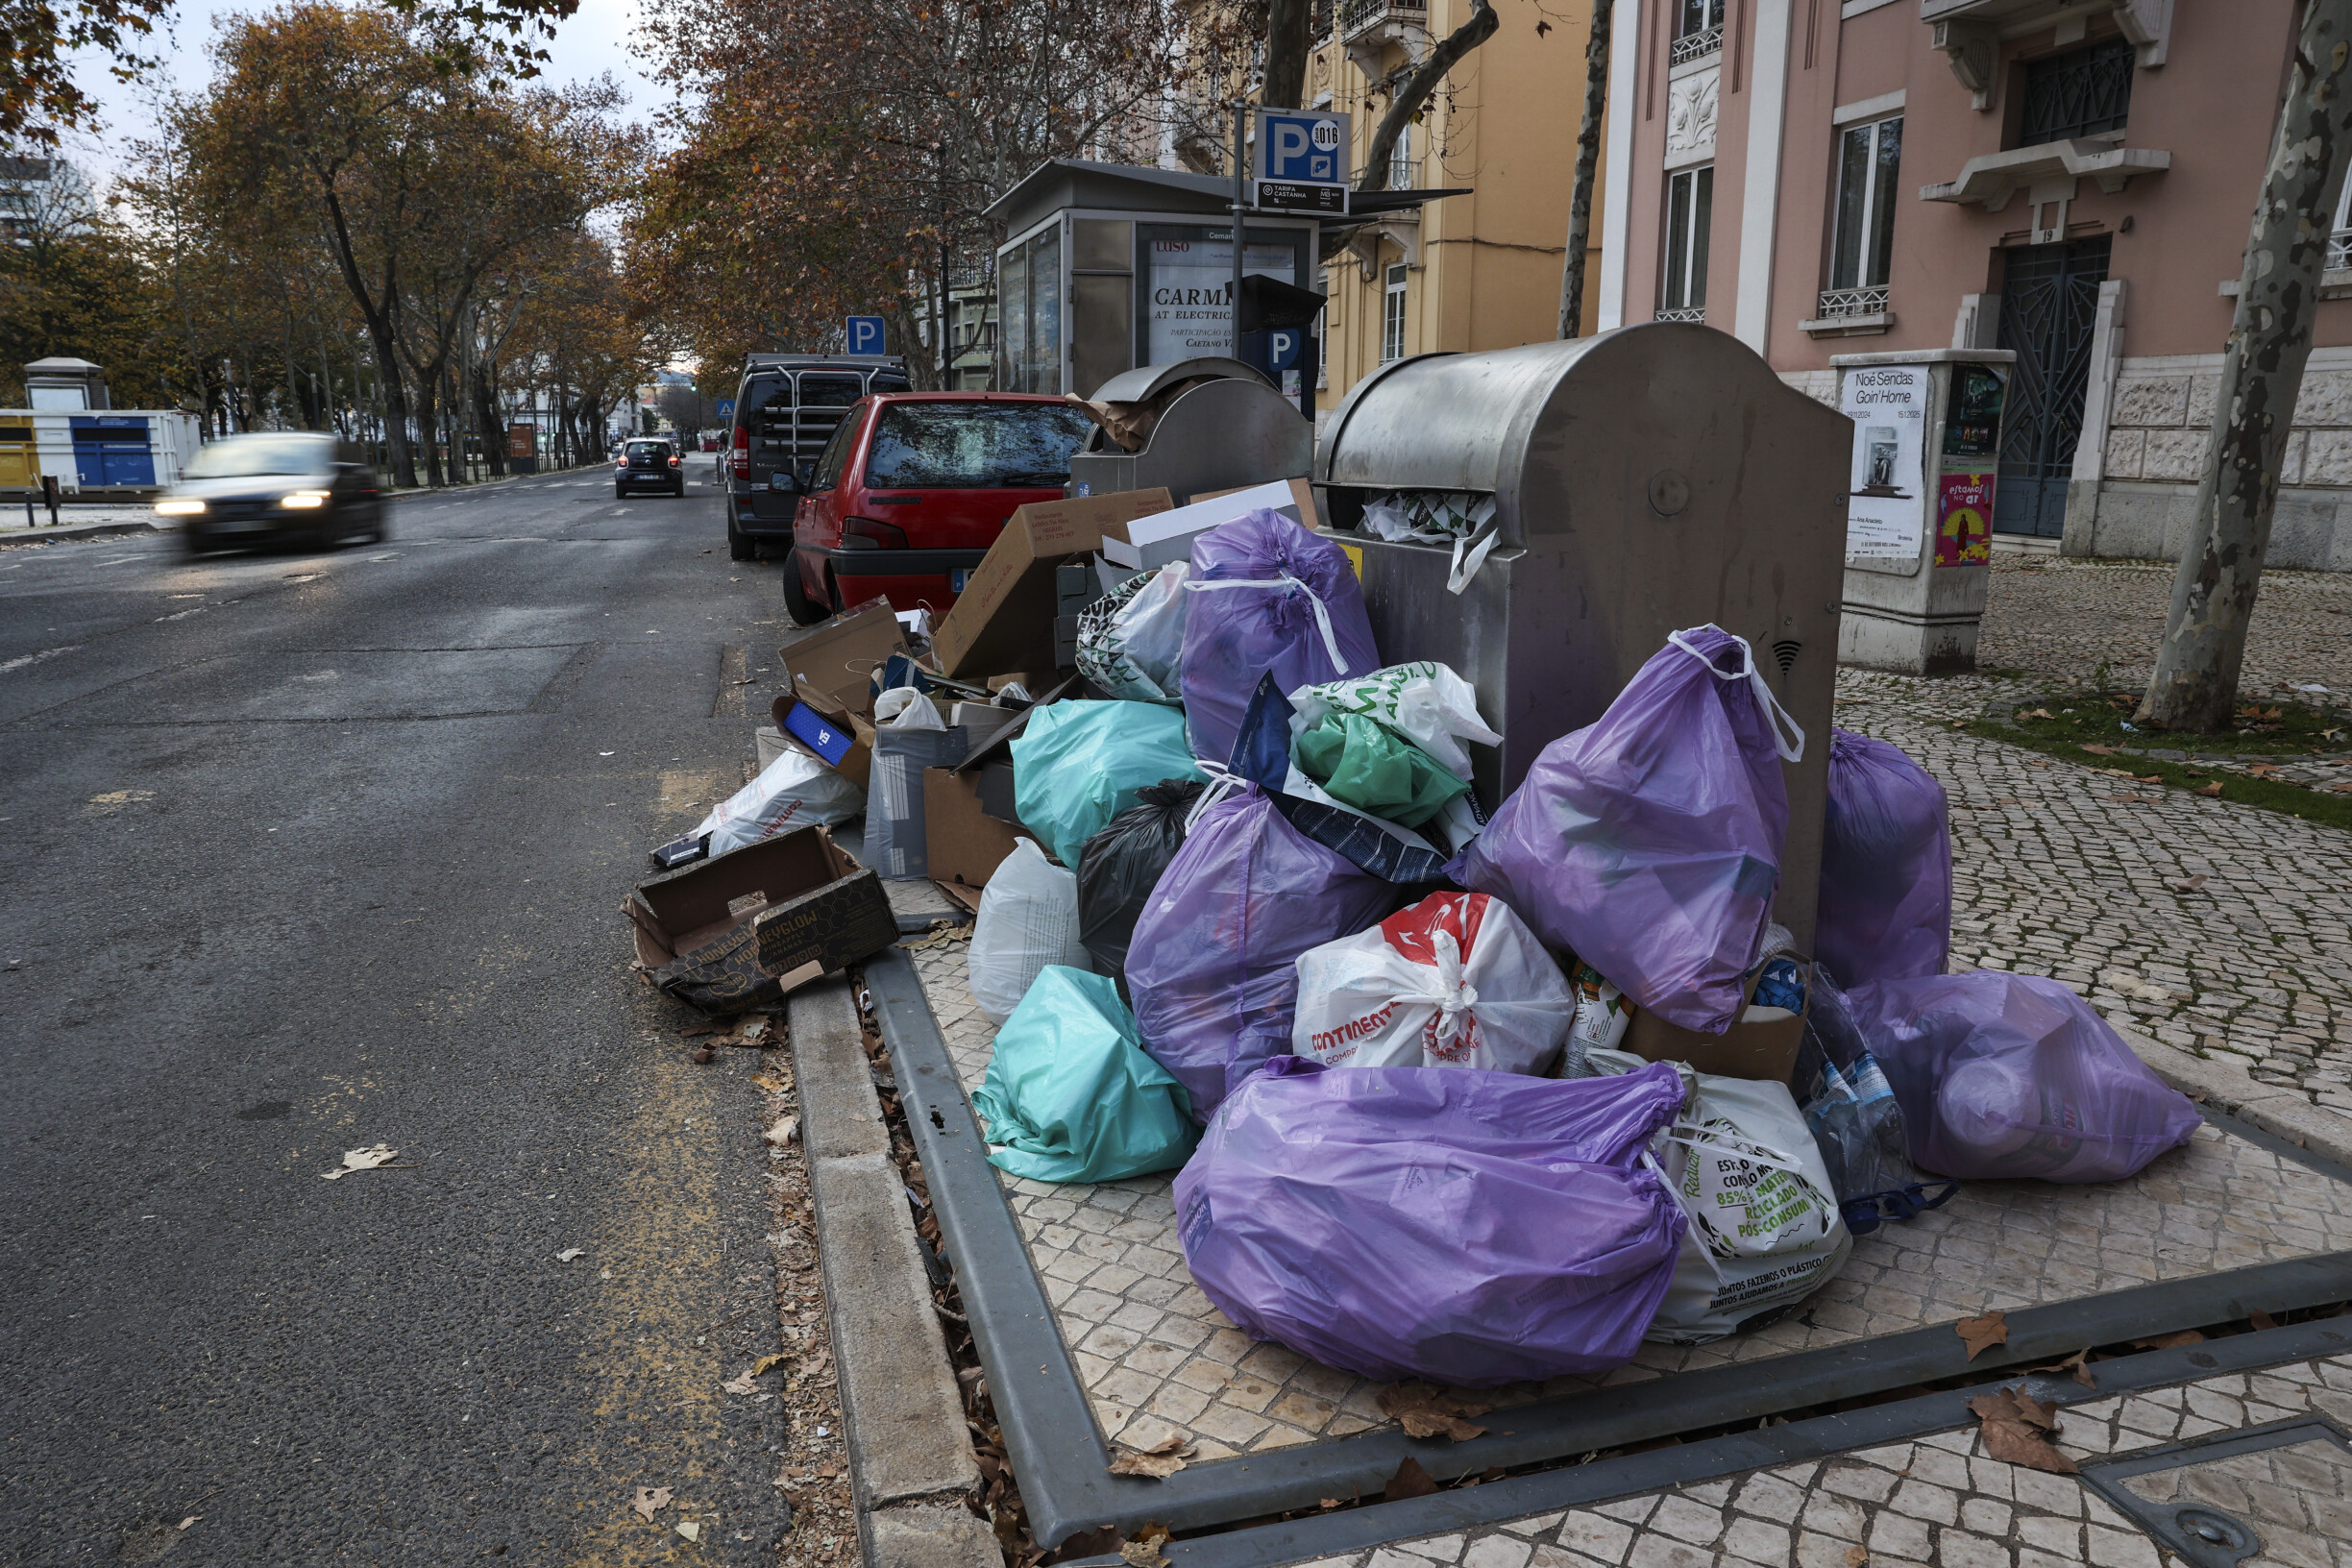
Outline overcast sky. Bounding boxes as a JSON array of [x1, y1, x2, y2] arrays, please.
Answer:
[[56, 0, 653, 196]]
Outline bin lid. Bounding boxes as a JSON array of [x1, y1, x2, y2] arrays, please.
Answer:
[[1088, 359, 1271, 404]]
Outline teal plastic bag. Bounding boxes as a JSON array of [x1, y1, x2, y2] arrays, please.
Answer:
[[1294, 711, 1470, 829], [1011, 700, 1205, 868], [973, 966, 1199, 1183]]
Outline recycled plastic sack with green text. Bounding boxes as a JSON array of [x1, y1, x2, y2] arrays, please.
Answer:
[[971, 966, 1198, 1184]]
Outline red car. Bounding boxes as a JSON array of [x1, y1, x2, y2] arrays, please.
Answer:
[[781, 392, 1098, 626]]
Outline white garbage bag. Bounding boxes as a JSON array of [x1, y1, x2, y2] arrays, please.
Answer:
[[697, 743, 866, 856], [1291, 892, 1575, 1073], [1587, 1048, 1852, 1343], [1287, 661, 1503, 780], [968, 839, 1090, 1023], [1077, 561, 1190, 702]]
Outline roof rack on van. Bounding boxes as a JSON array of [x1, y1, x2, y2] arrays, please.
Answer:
[[741, 353, 908, 371]]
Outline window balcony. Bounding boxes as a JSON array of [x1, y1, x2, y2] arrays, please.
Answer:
[[1801, 285, 1895, 338], [1339, 0, 1429, 76], [1670, 26, 1722, 67], [1654, 306, 1705, 324], [1337, 0, 1426, 44]]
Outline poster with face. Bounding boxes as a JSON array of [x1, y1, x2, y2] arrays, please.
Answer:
[[1937, 472, 1995, 567], [1841, 365, 1927, 568], [1146, 239, 1296, 362]]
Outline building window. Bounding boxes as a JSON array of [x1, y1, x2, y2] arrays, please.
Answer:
[[2333, 178, 2352, 273], [1823, 115, 1900, 317], [1672, 0, 1724, 65], [1659, 164, 1712, 322], [1382, 262, 1409, 361], [1388, 123, 1418, 191], [2019, 37, 2134, 146]]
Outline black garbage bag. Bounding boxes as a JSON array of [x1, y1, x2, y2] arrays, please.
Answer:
[[1076, 778, 1205, 984]]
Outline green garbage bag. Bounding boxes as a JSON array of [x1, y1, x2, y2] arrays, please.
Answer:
[[1011, 700, 1204, 868], [1294, 711, 1471, 829], [972, 966, 1198, 1183]]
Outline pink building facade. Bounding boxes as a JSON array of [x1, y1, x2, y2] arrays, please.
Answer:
[[1598, 0, 2352, 572]]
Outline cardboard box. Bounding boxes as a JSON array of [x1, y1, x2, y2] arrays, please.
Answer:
[[1621, 964, 1812, 1085], [780, 700, 871, 788], [772, 677, 873, 788], [924, 766, 1026, 898], [625, 826, 896, 1013], [780, 599, 910, 712], [930, 489, 1172, 677], [1099, 478, 1311, 570]]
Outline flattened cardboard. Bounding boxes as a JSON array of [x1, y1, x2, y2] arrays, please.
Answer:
[[930, 489, 1172, 677], [923, 766, 1025, 896], [1622, 962, 1813, 1085], [626, 826, 895, 1014], [1099, 478, 1310, 570], [780, 599, 910, 712]]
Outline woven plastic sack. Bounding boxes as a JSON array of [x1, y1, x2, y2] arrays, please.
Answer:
[[1819, 729, 1951, 988], [1127, 782, 1395, 1121], [1459, 625, 1802, 1035], [1586, 1049, 1851, 1343], [1846, 971, 2202, 1183], [697, 743, 866, 855], [1075, 779, 1204, 984], [1174, 1056, 1689, 1386], [1291, 892, 1574, 1073], [1288, 661, 1503, 781], [1293, 713, 1468, 830], [971, 966, 1198, 1184], [1011, 700, 1203, 870], [1075, 562, 1189, 702], [865, 693, 966, 881], [1180, 509, 1380, 768], [968, 839, 1090, 1023]]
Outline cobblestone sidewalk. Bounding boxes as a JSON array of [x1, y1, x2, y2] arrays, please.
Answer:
[[1292, 1353, 2352, 1568], [1842, 558, 2352, 1116]]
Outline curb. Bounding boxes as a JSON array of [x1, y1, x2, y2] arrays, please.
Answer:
[[786, 977, 992, 1568], [2124, 1025, 2352, 1169], [0, 520, 162, 544]]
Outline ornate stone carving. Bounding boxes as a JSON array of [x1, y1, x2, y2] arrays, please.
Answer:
[[1665, 66, 1718, 167]]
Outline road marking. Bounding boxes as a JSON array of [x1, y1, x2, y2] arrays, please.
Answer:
[[1, 644, 82, 673]]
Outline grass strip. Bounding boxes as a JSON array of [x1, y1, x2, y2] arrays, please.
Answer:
[[1956, 718, 2352, 832]]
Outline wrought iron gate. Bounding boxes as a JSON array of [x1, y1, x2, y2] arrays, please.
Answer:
[[1995, 235, 2110, 538]]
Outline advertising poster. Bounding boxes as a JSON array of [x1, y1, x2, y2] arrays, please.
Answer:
[[1840, 365, 1927, 567], [1936, 472, 1995, 567], [1147, 239, 1296, 362]]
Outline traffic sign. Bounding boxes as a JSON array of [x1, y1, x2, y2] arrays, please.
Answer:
[[1262, 328, 1304, 373], [1255, 109, 1349, 215], [715, 399, 735, 419], [845, 316, 887, 355]]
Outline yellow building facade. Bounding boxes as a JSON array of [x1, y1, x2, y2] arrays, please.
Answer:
[[1309, 0, 1611, 406]]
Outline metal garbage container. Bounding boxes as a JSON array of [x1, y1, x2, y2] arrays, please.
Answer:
[[1314, 324, 1850, 946], [1066, 358, 1313, 507]]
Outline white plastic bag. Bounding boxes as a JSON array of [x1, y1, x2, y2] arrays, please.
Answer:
[[969, 839, 1090, 1023], [1291, 892, 1575, 1073], [697, 743, 866, 855], [1077, 562, 1190, 702], [1587, 1049, 1852, 1343], [1288, 661, 1502, 780], [873, 688, 945, 728]]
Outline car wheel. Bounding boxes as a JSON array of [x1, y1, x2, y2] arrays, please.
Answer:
[[780, 552, 828, 626], [181, 536, 212, 558], [614, 486, 626, 500], [371, 510, 388, 544], [727, 514, 756, 563]]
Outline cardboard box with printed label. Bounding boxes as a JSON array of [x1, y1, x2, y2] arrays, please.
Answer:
[[930, 489, 1173, 677]]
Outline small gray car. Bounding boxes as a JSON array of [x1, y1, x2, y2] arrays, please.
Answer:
[[158, 433, 386, 555]]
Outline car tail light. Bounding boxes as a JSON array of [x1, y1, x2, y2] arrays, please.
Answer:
[[731, 427, 749, 480], [668, 455, 680, 468], [842, 516, 908, 550]]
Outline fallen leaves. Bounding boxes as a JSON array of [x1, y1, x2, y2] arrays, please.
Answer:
[[1969, 1387, 2077, 1474], [764, 1115, 800, 1147], [2251, 1309, 2280, 1332], [631, 1486, 673, 1521], [1956, 1311, 2009, 1360], [2195, 781, 2225, 797], [1377, 1382, 1494, 1441], [2021, 708, 2055, 720], [722, 1368, 764, 1395], [2079, 743, 2117, 755], [1108, 1435, 1196, 1479], [1384, 1456, 1437, 1502], [2169, 874, 2209, 894], [750, 1352, 791, 1377], [555, 1248, 585, 1263], [320, 1144, 402, 1180], [2132, 1329, 2206, 1351], [675, 1521, 701, 1541], [1118, 1521, 1173, 1568]]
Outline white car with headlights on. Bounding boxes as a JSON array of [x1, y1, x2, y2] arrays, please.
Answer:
[[158, 433, 385, 556]]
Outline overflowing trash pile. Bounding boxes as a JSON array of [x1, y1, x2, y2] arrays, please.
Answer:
[[622, 484, 2205, 1392]]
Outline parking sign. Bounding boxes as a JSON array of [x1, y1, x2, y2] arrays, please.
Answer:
[[845, 315, 887, 355], [1254, 110, 1349, 215]]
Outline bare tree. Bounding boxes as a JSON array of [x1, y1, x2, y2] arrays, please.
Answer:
[[1557, 0, 1610, 338], [2139, 0, 2352, 731], [1356, 0, 1498, 193]]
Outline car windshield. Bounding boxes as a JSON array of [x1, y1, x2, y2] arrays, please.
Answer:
[[863, 403, 1095, 489], [183, 436, 332, 479], [627, 442, 671, 459]]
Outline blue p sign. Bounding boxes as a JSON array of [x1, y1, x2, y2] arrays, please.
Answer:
[[846, 316, 886, 355], [1266, 330, 1302, 372]]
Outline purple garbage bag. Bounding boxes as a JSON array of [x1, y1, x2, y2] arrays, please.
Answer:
[[1180, 509, 1380, 767], [1818, 729, 1951, 988], [1175, 1056, 1689, 1386], [1127, 783, 1394, 1120], [1459, 625, 1800, 1034], [1846, 971, 2201, 1183]]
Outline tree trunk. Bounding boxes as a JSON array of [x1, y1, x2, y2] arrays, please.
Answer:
[[1557, 0, 1612, 339], [2140, 0, 2352, 731], [477, 363, 506, 478], [1262, 0, 1311, 109], [1357, 0, 1498, 192], [415, 374, 444, 487]]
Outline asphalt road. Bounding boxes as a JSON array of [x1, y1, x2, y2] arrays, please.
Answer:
[[0, 467, 805, 1565]]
